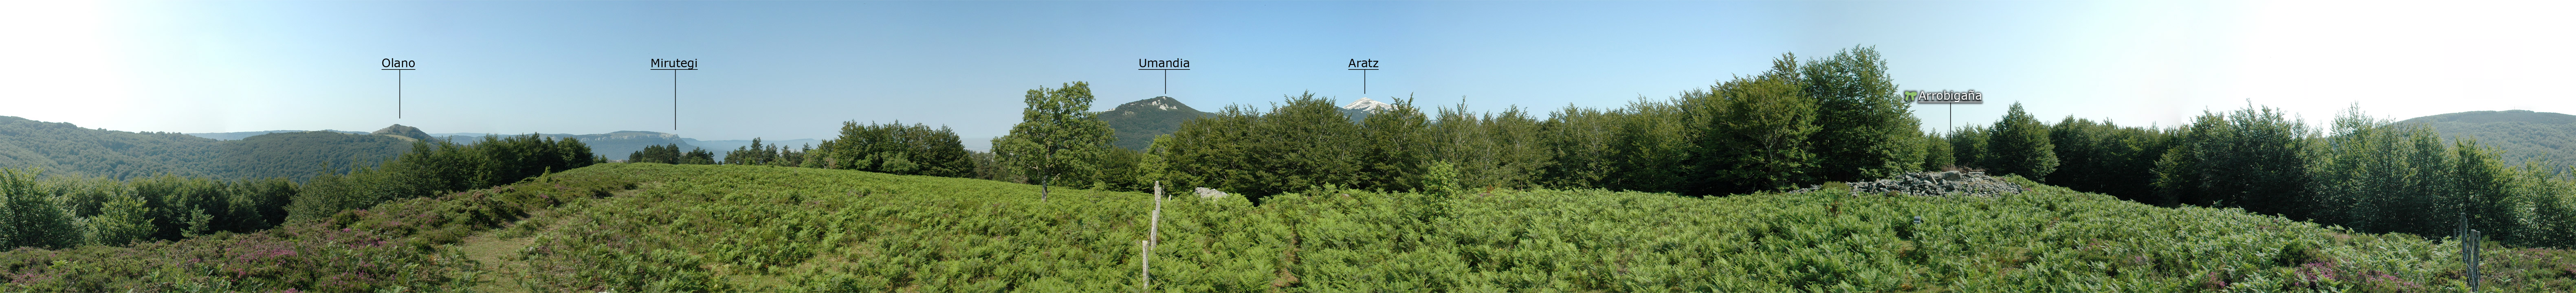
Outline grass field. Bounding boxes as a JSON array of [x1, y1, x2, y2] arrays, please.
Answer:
[[5, 163, 2572, 292]]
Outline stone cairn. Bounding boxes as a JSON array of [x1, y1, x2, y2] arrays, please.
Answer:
[[1790, 171, 2025, 197], [1193, 187, 1230, 199]]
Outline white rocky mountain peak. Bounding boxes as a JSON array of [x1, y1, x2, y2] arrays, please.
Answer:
[[1342, 97, 1395, 112], [1120, 96, 1184, 111]]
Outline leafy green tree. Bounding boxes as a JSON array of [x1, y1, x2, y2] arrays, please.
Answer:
[[228, 177, 296, 232], [723, 138, 771, 165], [630, 144, 683, 164], [2040, 117, 2175, 202], [1137, 136, 1173, 188], [2307, 106, 2446, 232], [1432, 102, 1549, 192], [1542, 105, 1615, 189], [84, 195, 153, 246], [0, 168, 77, 249], [1947, 125, 1992, 171], [994, 81, 1114, 201], [2150, 118, 2209, 207], [1602, 98, 1695, 193], [680, 148, 717, 165], [559, 138, 597, 168], [2450, 139, 2515, 239], [1921, 130, 1954, 171], [2155, 105, 2313, 215], [1984, 102, 2058, 182], [1801, 46, 1923, 181], [1689, 54, 1818, 195], [968, 149, 1021, 183], [1359, 97, 1432, 192], [812, 121, 976, 177], [1092, 146, 1146, 192], [1253, 93, 1367, 195], [1160, 105, 1259, 195]]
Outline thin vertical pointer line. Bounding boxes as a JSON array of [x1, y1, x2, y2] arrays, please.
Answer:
[[1362, 70, 1367, 94], [398, 70, 403, 119], [1162, 70, 1168, 94], [673, 70, 679, 130]]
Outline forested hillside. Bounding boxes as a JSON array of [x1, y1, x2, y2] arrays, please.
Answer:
[[217, 131, 414, 180], [2396, 109, 2576, 169], [1098, 96, 1212, 150], [186, 130, 369, 140], [0, 116, 226, 179], [0, 116, 412, 180]]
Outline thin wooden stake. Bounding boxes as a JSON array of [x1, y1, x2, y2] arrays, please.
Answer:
[[1142, 181, 1165, 293], [1139, 240, 1151, 293]]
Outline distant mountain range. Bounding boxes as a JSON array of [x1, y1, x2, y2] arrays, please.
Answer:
[[193, 128, 822, 162], [2397, 109, 2576, 168], [1098, 96, 1213, 150], [1089, 96, 1393, 150]]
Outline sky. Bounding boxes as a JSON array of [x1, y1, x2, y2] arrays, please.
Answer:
[[5, 1, 2573, 146]]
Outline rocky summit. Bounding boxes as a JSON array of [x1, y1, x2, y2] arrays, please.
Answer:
[[1792, 171, 2026, 197]]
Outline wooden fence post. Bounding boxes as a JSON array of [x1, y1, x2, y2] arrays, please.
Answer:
[[1142, 181, 1165, 293]]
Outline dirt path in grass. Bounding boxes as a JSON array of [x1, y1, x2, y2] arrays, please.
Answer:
[[454, 187, 640, 291], [456, 230, 542, 292]]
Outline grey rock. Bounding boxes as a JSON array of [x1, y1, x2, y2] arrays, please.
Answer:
[[1194, 187, 1230, 199], [1791, 171, 2026, 197]]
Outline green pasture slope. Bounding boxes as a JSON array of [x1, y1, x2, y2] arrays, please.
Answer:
[[7, 163, 2574, 291]]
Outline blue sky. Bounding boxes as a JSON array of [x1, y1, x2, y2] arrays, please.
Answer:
[[6, 1, 2571, 146]]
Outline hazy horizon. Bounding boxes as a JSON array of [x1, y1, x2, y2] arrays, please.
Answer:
[[7, 1, 2571, 141]]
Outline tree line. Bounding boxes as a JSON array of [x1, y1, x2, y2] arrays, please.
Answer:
[[0, 134, 598, 249], [1938, 103, 2576, 249], [1135, 48, 1927, 199], [239, 43, 2560, 251], [629, 120, 981, 181], [964, 46, 2576, 249]]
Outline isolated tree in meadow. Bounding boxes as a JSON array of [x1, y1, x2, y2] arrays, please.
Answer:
[[1984, 102, 2058, 181], [995, 81, 1113, 201]]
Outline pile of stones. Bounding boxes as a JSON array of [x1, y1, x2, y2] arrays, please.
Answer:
[[1193, 187, 1230, 199], [1790, 171, 2025, 197]]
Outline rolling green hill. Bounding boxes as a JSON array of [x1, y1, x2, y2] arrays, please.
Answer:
[[0, 116, 412, 180], [216, 130, 415, 179], [2396, 110, 2576, 168], [1099, 96, 1212, 150], [8, 163, 2567, 291]]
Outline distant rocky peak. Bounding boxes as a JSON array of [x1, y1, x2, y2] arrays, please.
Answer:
[[1113, 96, 1199, 113], [1342, 97, 1395, 112], [371, 124, 432, 140]]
